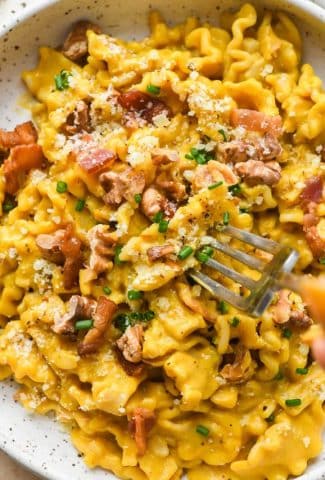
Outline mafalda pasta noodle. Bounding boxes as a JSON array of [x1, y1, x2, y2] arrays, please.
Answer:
[[0, 4, 325, 480]]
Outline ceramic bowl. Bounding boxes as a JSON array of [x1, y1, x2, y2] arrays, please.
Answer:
[[0, 0, 324, 479]]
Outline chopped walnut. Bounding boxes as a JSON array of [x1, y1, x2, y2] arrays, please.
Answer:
[[273, 289, 312, 329], [62, 21, 102, 62], [100, 168, 146, 207], [191, 161, 238, 193], [235, 160, 281, 186], [61, 100, 91, 136], [141, 187, 176, 220], [147, 244, 175, 262], [0, 121, 38, 150], [155, 171, 186, 202], [151, 148, 179, 165], [176, 283, 217, 322], [128, 408, 156, 456], [3, 144, 44, 194], [218, 133, 282, 164], [116, 324, 144, 364], [53, 295, 96, 335], [87, 225, 118, 275], [78, 296, 117, 355], [220, 347, 252, 383]]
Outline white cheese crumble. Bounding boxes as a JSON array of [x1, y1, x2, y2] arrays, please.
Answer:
[[261, 64, 274, 77], [302, 436, 311, 448]]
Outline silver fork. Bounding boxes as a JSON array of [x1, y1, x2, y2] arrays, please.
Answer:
[[189, 225, 300, 317]]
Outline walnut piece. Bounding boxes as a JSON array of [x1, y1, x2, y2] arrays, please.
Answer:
[[100, 168, 146, 207], [87, 225, 118, 275], [53, 295, 96, 335], [62, 21, 102, 62], [220, 347, 252, 383], [147, 244, 175, 262], [116, 324, 144, 364], [235, 160, 281, 186]]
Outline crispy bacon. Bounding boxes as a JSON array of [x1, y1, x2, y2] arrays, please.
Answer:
[[0, 121, 38, 150], [36, 229, 66, 264], [61, 224, 83, 290], [78, 296, 117, 355], [3, 144, 44, 194], [300, 176, 323, 205], [62, 21, 102, 62], [230, 109, 283, 138], [118, 90, 171, 126], [70, 142, 117, 174], [128, 408, 156, 456]]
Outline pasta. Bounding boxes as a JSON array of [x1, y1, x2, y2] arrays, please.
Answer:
[[0, 4, 325, 480]]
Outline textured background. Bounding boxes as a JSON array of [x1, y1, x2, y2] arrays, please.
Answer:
[[0, 0, 323, 479]]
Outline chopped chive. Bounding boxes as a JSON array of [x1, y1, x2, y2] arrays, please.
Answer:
[[218, 129, 228, 142], [153, 211, 163, 223], [239, 207, 249, 214], [230, 317, 240, 327], [75, 199, 86, 212], [265, 413, 275, 423], [285, 398, 301, 407], [282, 327, 292, 339], [75, 319, 93, 331], [114, 245, 124, 265], [147, 84, 160, 95], [128, 290, 142, 300], [218, 300, 229, 314], [185, 147, 214, 165], [228, 184, 241, 196], [196, 425, 210, 437], [158, 219, 169, 233], [208, 181, 223, 190], [54, 70, 72, 91], [223, 211, 230, 225], [115, 314, 131, 332], [134, 193, 142, 204], [296, 367, 308, 375], [103, 286, 112, 296], [178, 245, 194, 260], [196, 246, 214, 263], [143, 310, 155, 321], [56, 181, 68, 193], [319, 257, 325, 265], [273, 370, 284, 381], [3, 200, 16, 212]]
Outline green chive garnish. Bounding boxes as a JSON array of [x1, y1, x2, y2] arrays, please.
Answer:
[[296, 367, 308, 375], [228, 184, 241, 196], [218, 129, 228, 142], [230, 317, 240, 327], [219, 300, 229, 314], [319, 257, 325, 265], [128, 290, 142, 300], [223, 212, 230, 225], [196, 246, 214, 263], [285, 398, 301, 407], [103, 286, 112, 296], [147, 84, 161, 95], [143, 310, 155, 321], [196, 425, 209, 437], [153, 211, 163, 223], [114, 245, 124, 265], [208, 181, 223, 190], [273, 370, 284, 381], [134, 193, 142, 204], [282, 328, 292, 339], [75, 319, 93, 331], [178, 245, 194, 260], [115, 314, 132, 332], [158, 220, 169, 233], [239, 207, 249, 214], [266, 413, 275, 423], [185, 147, 214, 165], [3, 200, 16, 213], [75, 199, 85, 212], [54, 70, 72, 91], [56, 181, 68, 193]]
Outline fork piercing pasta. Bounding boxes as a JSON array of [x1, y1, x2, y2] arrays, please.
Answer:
[[0, 3, 325, 480]]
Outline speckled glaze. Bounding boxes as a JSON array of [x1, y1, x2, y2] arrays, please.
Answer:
[[0, 1, 324, 479]]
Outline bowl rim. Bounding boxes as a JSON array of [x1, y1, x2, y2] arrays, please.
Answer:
[[0, 1, 324, 480]]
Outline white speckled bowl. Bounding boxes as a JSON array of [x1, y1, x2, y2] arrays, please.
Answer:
[[0, 1, 324, 479]]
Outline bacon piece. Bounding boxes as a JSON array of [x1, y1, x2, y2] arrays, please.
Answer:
[[230, 109, 283, 137], [0, 121, 38, 150], [128, 408, 156, 456], [147, 244, 175, 262], [300, 176, 323, 205], [151, 148, 179, 165], [191, 161, 238, 193], [61, 224, 83, 290], [218, 133, 282, 164], [53, 295, 96, 335], [235, 160, 281, 186], [118, 90, 171, 127], [88, 225, 118, 274], [78, 296, 117, 355], [220, 347, 252, 383], [61, 100, 91, 136], [3, 144, 44, 194], [100, 168, 146, 207], [116, 325, 144, 364], [62, 21, 102, 62], [36, 229, 66, 264], [70, 142, 117, 175], [114, 347, 145, 377], [141, 187, 176, 220]]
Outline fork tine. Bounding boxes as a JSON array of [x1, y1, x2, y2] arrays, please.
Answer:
[[188, 269, 247, 309], [205, 258, 257, 290], [203, 238, 265, 271], [221, 225, 280, 254]]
